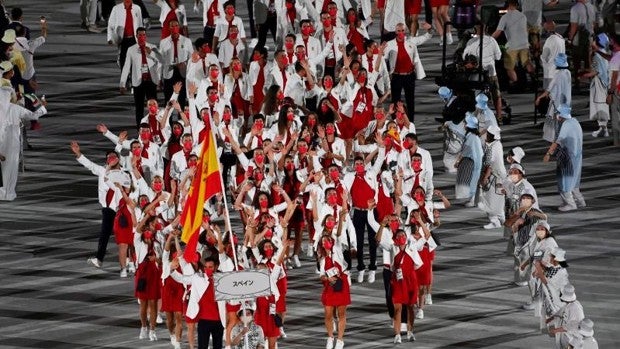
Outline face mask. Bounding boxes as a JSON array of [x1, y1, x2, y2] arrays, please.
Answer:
[[304, 135, 312, 143], [264, 248, 274, 258], [188, 159, 197, 168], [325, 220, 336, 230], [171, 26, 180, 35], [183, 140, 193, 151], [259, 199, 269, 209], [287, 112, 295, 121], [376, 113, 385, 121], [355, 164, 365, 175], [139, 198, 149, 208], [206, 235, 216, 245], [372, 47, 380, 55], [389, 220, 400, 232], [232, 62, 242, 71], [254, 154, 265, 164], [395, 235, 407, 246], [347, 14, 356, 24], [323, 240, 333, 250], [320, 104, 330, 113], [241, 315, 252, 325], [285, 162, 294, 171], [520, 198, 533, 208], [253, 53, 261, 61], [225, 8, 235, 16], [223, 112, 232, 121], [322, 19, 331, 27], [357, 75, 367, 85], [140, 132, 151, 141], [255, 172, 264, 181], [284, 41, 294, 50], [296, 53, 305, 62], [229, 32, 238, 40], [285, 1, 294, 8], [137, 36, 147, 46], [201, 45, 211, 54], [276, 91, 285, 100], [536, 229, 546, 240], [329, 170, 339, 181], [298, 145, 308, 154], [301, 27, 313, 36], [205, 268, 214, 277], [328, 8, 337, 17], [172, 128, 183, 137], [412, 160, 422, 172], [148, 105, 158, 114], [396, 32, 405, 41], [142, 230, 153, 240], [132, 148, 142, 157], [153, 182, 163, 192], [396, 112, 405, 120], [327, 194, 338, 206], [509, 174, 521, 183], [209, 70, 219, 79], [414, 193, 425, 202], [325, 126, 335, 135]]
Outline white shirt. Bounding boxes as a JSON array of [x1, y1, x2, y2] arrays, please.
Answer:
[[13, 36, 45, 80], [159, 35, 193, 79], [463, 35, 502, 77]]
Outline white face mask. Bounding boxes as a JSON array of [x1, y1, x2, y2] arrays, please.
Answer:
[[241, 315, 252, 325], [520, 198, 533, 208], [509, 174, 521, 183], [535, 229, 546, 240]]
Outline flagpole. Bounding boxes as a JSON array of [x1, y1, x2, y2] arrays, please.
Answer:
[[207, 114, 239, 272]]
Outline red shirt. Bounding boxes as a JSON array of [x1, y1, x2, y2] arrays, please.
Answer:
[[348, 27, 365, 55], [123, 5, 134, 38], [350, 175, 374, 209], [197, 280, 220, 321], [394, 40, 415, 74], [207, 0, 219, 26]]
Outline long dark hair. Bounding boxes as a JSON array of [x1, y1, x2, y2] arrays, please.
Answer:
[[262, 85, 281, 116]]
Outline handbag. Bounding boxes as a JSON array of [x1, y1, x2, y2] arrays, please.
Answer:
[[330, 278, 343, 292], [136, 278, 147, 292]]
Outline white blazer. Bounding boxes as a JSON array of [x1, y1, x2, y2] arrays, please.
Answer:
[[384, 33, 432, 79], [120, 43, 164, 87], [107, 3, 143, 45]]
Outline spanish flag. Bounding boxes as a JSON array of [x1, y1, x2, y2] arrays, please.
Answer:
[[181, 118, 222, 261]]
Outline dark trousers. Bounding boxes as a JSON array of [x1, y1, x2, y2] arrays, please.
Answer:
[[96, 208, 117, 262], [391, 72, 416, 122], [133, 0, 150, 18], [101, 0, 115, 20], [219, 152, 237, 191], [247, 0, 257, 38], [353, 208, 377, 271], [423, 0, 432, 24], [381, 31, 396, 43], [203, 25, 216, 47], [118, 37, 136, 70], [257, 15, 277, 49], [197, 319, 224, 349], [163, 68, 187, 107], [134, 81, 158, 128]]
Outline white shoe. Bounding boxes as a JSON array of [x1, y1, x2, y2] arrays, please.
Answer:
[[357, 270, 365, 283], [415, 309, 424, 319], [465, 198, 476, 208], [139, 326, 148, 339], [334, 339, 344, 349], [149, 329, 157, 341], [603, 130, 610, 137], [156, 313, 164, 324], [293, 255, 302, 268], [127, 261, 136, 274], [87, 257, 102, 268], [407, 331, 416, 341], [514, 281, 528, 287], [173, 342, 181, 349], [558, 204, 577, 212], [306, 243, 314, 257], [522, 302, 535, 310], [394, 334, 402, 344], [87, 24, 103, 33], [280, 327, 287, 339], [484, 220, 502, 229], [326, 337, 334, 349], [425, 293, 433, 305], [367, 270, 376, 284], [446, 32, 454, 44], [120, 268, 128, 278], [170, 334, 177, 345]]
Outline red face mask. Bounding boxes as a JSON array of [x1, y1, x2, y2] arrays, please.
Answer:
[[225, 7, 235, 16], [255, 122, 264, 130], [229, 32, 238, 40], [140, 132, 151, 141], [325, 126, 335, 135], [253, 53, 261, 61], [209, 69, 219, 79], [264, 229, 274, 239], [307, 118, 316, 128], [285, 1, 293, 8], [201, 45, 212, 54], [372, 47, 380, 55], [206, 235, 216, 245], [139, 198, 149, 208], [137, 35, 147, 46], [188, 159, 197, 167], [327, 194, 338, 206], [389, 220, 400, 232], [397, 32, 406, 41], [301, 27, 313, 36], [232, 62, 242, 71], [284, 41, 294, 50], [208, 93, 219, 103], [223, 112, 232, 121], [148, 105, 158, 115], [320, 104, 330, 113], [323, 79, 333, 89], [402, 139, 411, 149], [132, 148, 141, 157], [328, 8, 337, 17], [172, 128, 183, 137], [325, 220, 336, 230], [155, 222, 163, 231], [276, 91, 285, 100], [255, 172, 264, 181], [296, 53, 305, 62], [259, 199, 269, 209], [323, 240, 333, 250], [357, 75, 367, 85], [298, 144, 308, 154], [143, 230, 153, 240], [304, 135, 311, 143], [285, 162, 294, 171], [205, 268, 214, 277], [412, 160, 422, 172], [414, 193, 425, 202], [321, 19, 331, 27], [287, 112, 295, 121], [347, 14, 356, 24], [264, 248, 274, 258], [396, 112, 405, 120], [376, 113, 385, 120], [355, 164, 365, 175], [395, 235, 407, 246], [183, 140, 193, 151], [107, 155, 118, 165], [171, 26, 180, 35], [329, 170, 339, 181], [153, 182, 163, 192], [254, 154, 265, 164]]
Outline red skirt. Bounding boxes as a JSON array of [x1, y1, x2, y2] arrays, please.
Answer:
[[405, 0, 422, 15], [337, 115, 356, 139], [161, 277, 184, 312], [183, 300, 198, 324], [135, 260, 161, 300], [226, 302, 242, 313], [377, 0, 385, 8], [391, 276, 418, 305], [430, 0, 450, 6], [321, 275, 351, 307], [255, 295, 280, 338], [275, 277, 287, 313], [415, 246, 435, 286]]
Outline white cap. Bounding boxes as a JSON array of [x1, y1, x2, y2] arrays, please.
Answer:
[[1, 29, 16, 44], [560, 283, 576, 302], [487, 125, 501, 139], [578, 318, 594, 337], [511, 146, 525, 163], [551, 247, 566, 262]]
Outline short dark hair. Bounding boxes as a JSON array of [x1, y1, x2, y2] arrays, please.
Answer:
[[136, 26, 147, 34], [11, 7, 23, 21], [194, 37, 206, 49]]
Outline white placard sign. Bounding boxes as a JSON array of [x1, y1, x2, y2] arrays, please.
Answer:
[[214, 269, 272, 301]]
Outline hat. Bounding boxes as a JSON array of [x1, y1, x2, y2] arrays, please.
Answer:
[[551, 246, 566, 262], [520, 187, 536, 200], [152, 170, 164, 178], [596, 33, 609, 50], [536, 220, 551, 232], [438, 86, 452, 100], [1, 29, 16, 44], [578, 319, 594, 337], [0, 60, 13, 73], [509, 163, 525, 175], [237, 301, 257, 316], [511, 146, 525, 163], [557, 104, 572, 119], [487, 125, 501, 139], [465, 112, 478, 129], [475, 93, 488, 109], [560, 283, 577, 302], [555, 53, 569, 68]]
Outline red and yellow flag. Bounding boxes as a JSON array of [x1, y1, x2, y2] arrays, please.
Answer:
[[181, 119, 222, 261]]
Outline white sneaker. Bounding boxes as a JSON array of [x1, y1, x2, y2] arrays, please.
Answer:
[[558, 204, 577, 212], [367, 270, 376, 284], [465, 198, 476, 208], [394, 334, 402, 344], [603, 129, 610, 137], [446, 32, 454, 44], [87, 24, 104, 33], [139, 326, 148, 339], [326, 337, 334, 349], [514, 281, 528, 287], [306, 243, 314, 257], [87, 257, 102, 268], [407, 331, 416, 341], [293, 255, 302, 268], [483, 220, 502, 229], [170, 334, 177, 345], [522, 302, 535, 310], [334, 339, 344, 349], [149, 329, 157, 341], [279, 327, 287, 339], [415, 309, 424, 319], [127, 261, 136, 274], [357, 270, 365, 283], [425, 293, 433, 305], [120, 268, 128, 278], [156, 313, 164, 324], [173, 342, 181, 349]]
